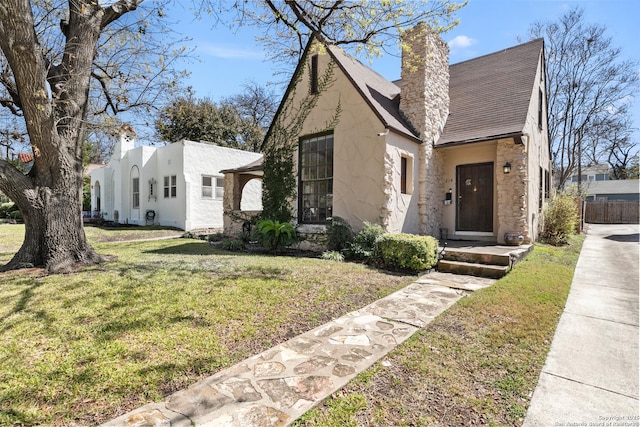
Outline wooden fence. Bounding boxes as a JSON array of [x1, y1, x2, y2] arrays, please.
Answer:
[[584, 200, 640, 224]]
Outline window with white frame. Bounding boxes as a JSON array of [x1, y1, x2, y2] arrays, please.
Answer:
[[202, 175, 224, 199], [164, 175, 176, 198]]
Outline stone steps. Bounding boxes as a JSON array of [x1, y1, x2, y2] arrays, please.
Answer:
[[437, 244, 533, 279], [437, 259, 510, 279]]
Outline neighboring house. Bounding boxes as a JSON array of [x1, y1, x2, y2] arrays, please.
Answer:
[[224, 24, 551, 244], [565, 165, 640, 201], [90, 127, 262, 231]]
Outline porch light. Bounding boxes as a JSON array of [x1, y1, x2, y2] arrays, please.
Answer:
[[503, 162, 512, 174]]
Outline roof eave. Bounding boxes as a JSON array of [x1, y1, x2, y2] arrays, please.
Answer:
[[436, 131, 524, 148]]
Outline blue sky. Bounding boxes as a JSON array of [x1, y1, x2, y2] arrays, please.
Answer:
[[163, 0, 640, 144]]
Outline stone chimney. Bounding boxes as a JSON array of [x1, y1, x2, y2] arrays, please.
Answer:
[[112, 124, 136, 160], [399, 23, 450, 236]]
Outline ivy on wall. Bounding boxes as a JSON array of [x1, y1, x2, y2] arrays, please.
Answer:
[[261, 47, 340, 222]]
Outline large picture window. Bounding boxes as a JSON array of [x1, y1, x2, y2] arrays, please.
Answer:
[[299, 133, 333, 223]]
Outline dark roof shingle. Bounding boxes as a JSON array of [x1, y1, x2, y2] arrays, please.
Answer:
[[327, 38, 544, 146], [438, 38, 544, 145]]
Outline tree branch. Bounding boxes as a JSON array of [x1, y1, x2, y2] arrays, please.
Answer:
[[101, 0, 144, 29]]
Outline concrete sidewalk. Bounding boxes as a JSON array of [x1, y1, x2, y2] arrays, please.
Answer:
[[524, 224, 640, 426], [102, 272, 495, 426]]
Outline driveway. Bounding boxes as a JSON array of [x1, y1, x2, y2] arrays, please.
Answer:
[[524, 223, 639, 425]]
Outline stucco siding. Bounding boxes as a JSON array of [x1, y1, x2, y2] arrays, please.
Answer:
[[293, 47, 390, 232], [384, 133, 421, 233], [182, 141, 262, 230], [91, 136, 261, 231], [521, 53, 550, 241]]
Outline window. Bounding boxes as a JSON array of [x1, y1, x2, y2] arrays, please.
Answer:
[[595, 173, 608, 181], [400, 155, 413, 195], [310, 54, 319, 95], [164, 175, 176, 198], [299, 133, 333, 223], [545, 169, 550, 199], [132, 177, 139, 209], [538, 88, 543, 129], [202, 176, 224, 199]]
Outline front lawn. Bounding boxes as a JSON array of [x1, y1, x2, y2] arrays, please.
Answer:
[[0, 230, 414, 426], [295, 235, 585, 427]]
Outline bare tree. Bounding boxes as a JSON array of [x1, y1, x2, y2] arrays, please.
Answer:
[[527, 7, 639, 189], [0, 1, 189, 272], [210, 0, 466, 70], [224, 81, 278, 151]]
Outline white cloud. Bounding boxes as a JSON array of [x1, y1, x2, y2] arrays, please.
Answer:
[[197, 43, 263, 60], [448, 35, 477, 50]]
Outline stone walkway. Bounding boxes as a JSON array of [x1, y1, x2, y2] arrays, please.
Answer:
[[102, 272, 495, 427]]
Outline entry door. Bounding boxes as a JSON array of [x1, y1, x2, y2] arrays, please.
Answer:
[[456, 163, 493, 232]]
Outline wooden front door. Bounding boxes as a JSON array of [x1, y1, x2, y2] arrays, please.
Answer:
[[456, 163, 494, 232]]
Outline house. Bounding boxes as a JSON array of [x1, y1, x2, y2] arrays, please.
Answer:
[[565, 165, 640, 201], [90, 127, 262, 231], [223, 24, 551, 244]]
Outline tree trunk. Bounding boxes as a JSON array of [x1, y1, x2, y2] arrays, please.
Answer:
[[0, 1, 143, 273], [2, 172, 104, 274]]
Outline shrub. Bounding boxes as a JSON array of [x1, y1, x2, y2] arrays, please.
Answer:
[[207, 232, 226, 243], [219, 238, 246, 252], [376, 233, 438, 272], [9, 210, 23, 221], [346, 222, 385, 261], [541, 195, 578, 246], [256, 219, 296, 252], [0, 202, 17, 218], [325, 216, 353, 252], [321, 251, 345, 262]]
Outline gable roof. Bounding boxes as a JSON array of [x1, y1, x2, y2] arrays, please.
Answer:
[[328, 38, 545, 147], [437, 38, 544, 146], [326, 46, 419, 141], [262, 36, 545, 151]]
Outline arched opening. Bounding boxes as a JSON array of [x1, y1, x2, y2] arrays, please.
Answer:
[[240, 177, 263, 211]]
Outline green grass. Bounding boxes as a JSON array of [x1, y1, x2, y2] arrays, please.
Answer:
[[295, 235, 585, 427], [0, 226, 415, 426]]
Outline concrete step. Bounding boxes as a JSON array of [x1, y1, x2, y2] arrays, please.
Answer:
[[441, 249, 511, 267], [437, 259, 510, 279]]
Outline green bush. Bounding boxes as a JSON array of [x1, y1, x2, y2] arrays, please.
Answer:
[[325, 216, 353, 252], [219, 238, 246, 252], [0, 202, 18, 218], [321, 251, 345, 262], [9, 210, 23, 221], [256, 219, 296, 252], [376, 233, 438, 272], [541, 195, 578, 246], [346, 222, 385, 261]]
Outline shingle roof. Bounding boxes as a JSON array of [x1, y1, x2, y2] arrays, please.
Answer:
[[327, 38, 544, 146], [438, 38, 544, 146], [326, 46, 419, 141]]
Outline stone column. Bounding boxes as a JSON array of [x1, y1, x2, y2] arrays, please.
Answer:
[[496, 138, 530, 243], [399, 23, 450, 236]]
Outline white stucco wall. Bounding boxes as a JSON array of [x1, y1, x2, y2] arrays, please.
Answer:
[[182, 141, 262, 230], [91, 137, 262, 231]]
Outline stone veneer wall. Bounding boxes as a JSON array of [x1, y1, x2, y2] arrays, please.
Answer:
[[399, 23, 450, 237], [496, 138, 530, 243]]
